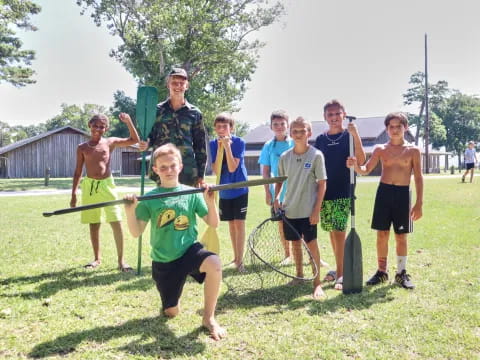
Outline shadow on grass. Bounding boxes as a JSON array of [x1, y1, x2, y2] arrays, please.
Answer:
[[0, 267, 155, 299], [219, 264, 396, 315], [28, 315, 206, 358]]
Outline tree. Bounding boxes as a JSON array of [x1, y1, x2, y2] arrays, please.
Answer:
[[0, 0, 41, 86], [403, 71, 450, 145], [109, 90, 137, 137], [435, 92, 480, 163], [75, 0, 283, 132], [45, 103, 109, 131]]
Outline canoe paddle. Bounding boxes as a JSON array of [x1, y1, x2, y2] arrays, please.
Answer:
[[135, 86, 158, 274], [342, 115, 363, 294]]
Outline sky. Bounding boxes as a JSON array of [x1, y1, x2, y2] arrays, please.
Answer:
[[1, 0, 479, 130]]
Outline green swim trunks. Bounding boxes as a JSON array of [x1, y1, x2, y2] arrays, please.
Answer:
[[80, 176, 122, 224], [321, 198, 350, 232]]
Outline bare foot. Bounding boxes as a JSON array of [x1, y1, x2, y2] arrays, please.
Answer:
[[203, 319, 227, 341], [313, 284, 326, 300], [287, 278, 304, 286], [84, 260, 101, 269], [236, 262, 246, 273]]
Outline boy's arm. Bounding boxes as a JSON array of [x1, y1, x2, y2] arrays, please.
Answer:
[[109, 113, 141, 148], [210, 140, 219, 175], [70, 146, 85, 207], [348, 122, 366, 165], [310, 179, 326, 225], [123, 194, 148, 237], [262, 165, 273, 205], [347, 146, 381, 175], [201, 186, 219, 228], [221, 137, 240, 173], [411, 147, 423, 221]]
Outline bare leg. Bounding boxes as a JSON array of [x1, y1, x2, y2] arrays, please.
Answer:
[[199, 255, 226, 340], [233, 220, 245, 270], [395, 233, 408, 257], [86, 223, 101, 267], [306, 239, 325, 299], [278, 220, 290, 258], [377, 230, 390, 272], [164, 306, 179, 318], [470, 168, 474, 183], [331, 230, 346, 279]]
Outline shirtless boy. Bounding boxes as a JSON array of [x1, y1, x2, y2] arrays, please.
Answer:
[[71, 113, 140, 271], [347, 112, 423, 289]]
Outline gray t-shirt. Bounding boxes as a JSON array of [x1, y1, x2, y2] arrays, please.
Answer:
[[278, 146, 327, 218]]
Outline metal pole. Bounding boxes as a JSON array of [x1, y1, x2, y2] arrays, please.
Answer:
[[424, 33, 430, 174]]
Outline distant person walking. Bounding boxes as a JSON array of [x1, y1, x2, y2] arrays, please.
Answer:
[[462, 141, 477, 183]]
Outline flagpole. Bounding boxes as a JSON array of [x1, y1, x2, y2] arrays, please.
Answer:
[[424, 33, 430, 174]]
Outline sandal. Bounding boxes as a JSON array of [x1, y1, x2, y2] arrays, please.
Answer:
[[84, 261, 100, 269], [322, 270, 336, 282], [119, 264, 134, 273], [334, 276, 343, 290]]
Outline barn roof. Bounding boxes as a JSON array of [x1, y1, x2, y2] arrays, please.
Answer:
[[0, 126, 90, 155]]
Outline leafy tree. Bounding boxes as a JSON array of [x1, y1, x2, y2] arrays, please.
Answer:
[[435, 92, 480, 163], [45, 103, 109, 131], [108, 90, 137, 137], [407, 112, 446, 149], [0, 121, 12, 146], [75, 0, 283, 132], [0, 0, 41, 86], [0, 121, 46, 146], [403, 71, 450, 145]]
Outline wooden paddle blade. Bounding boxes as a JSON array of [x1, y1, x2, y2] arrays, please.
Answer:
[[136, 86, 158, 140], [342, 228, 363, 294], [200, 226, 220, 254]]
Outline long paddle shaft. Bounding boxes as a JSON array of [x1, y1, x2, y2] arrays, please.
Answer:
[[343, 115, 363, 294], [43, 177, 287, 217]]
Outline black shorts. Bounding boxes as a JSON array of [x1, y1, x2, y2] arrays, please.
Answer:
[[283, 217, 317, 243], [219, 193, 248, 221], [466, 162, 474, 170], [371, 183, 412, 234], [151, 242, 215, 310]]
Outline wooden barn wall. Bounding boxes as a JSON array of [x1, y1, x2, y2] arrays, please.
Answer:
[[5, 133, 139, 178]]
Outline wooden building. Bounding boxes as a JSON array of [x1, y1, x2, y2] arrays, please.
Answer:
[[243, 116, 448, 175], [0, 126, 140, 178]]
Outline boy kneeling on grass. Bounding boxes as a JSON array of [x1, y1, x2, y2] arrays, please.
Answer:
[[123, 143, 226, 340]]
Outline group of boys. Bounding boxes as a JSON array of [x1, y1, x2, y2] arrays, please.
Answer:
[[70, 67, 423, 341]]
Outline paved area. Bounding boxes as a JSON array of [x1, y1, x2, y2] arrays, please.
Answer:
[[0, 174, 462, 197]]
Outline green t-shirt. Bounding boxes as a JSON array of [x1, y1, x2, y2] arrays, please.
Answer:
[[135, 185, 208, 262]]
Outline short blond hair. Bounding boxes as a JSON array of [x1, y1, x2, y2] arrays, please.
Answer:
[[290, 116, 312, 132], [152, 143, 182, 164]]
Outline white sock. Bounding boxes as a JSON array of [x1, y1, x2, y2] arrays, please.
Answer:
[[397, 256, 407, 274]]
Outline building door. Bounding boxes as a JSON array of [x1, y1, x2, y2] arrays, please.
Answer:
[[122, 152, 141, 175]]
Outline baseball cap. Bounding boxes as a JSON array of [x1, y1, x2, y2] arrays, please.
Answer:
[[168, 67, 188, 79]]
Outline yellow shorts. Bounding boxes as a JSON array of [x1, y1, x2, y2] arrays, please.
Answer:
[[80, 176, 122, 224]]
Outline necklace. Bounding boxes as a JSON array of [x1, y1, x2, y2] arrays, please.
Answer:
[[87, 141, 99, 148], [324, 131, 345, 146]]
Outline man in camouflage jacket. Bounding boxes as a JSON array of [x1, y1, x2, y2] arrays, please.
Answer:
[[142, 68, 207, 186]]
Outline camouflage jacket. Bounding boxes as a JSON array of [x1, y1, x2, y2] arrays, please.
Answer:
[[147, 99, 207, 186]]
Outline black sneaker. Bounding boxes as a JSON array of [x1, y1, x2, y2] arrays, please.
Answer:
[[366, 270, 389, 286], [395, 270, 415, 289]]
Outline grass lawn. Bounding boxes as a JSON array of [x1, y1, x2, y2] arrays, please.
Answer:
[[0, 176, 479, 359]]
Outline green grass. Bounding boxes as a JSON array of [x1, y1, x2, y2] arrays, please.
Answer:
[[0, 177, 479, 359]]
